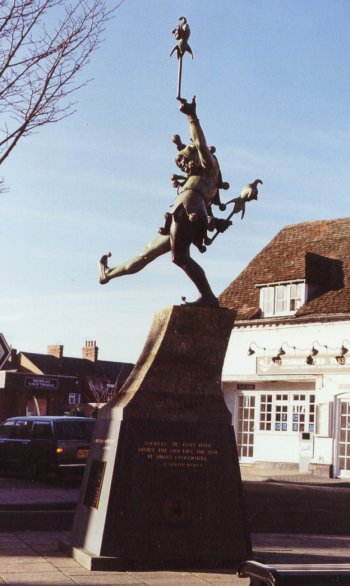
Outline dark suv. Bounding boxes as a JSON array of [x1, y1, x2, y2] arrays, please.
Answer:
[[0, 416, 95, 477]]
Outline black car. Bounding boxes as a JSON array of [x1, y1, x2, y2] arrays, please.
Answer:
[[0, 416, 95, 477]]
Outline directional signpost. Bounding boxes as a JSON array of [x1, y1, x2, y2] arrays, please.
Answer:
[[0, 334, 11, 370]]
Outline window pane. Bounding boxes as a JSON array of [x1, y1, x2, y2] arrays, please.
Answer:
[[55, 421, 95, 441], [275, 285, 288, 313], [290, 283, 303, 311], [32, 423, 53, 440], [261, 287, 274, 314], [13, 421, 32, 439], [0, 421, 14, 438]]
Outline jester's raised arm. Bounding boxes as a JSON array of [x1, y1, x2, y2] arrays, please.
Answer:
[[177, 96, 213, 170]]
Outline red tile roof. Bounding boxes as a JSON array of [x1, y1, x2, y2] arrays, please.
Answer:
[[219, 218, 350, 321]]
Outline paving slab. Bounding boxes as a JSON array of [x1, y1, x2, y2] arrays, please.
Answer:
[[0, 531, 247, 585], [0, 531, 346, 585]]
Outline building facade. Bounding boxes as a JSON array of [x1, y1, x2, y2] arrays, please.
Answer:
[[220, 218, 350, 478], [0, 341, 134, 421]]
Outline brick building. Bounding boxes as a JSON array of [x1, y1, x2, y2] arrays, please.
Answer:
[[220, 217, 350, 478], [0, 341, 134, 421]]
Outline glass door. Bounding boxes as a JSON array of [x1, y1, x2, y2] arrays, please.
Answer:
[[237, 394, 255, 461], [337, 399, 350, 477]]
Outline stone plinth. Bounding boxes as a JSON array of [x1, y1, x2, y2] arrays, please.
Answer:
[[64, 305, 251, 570]]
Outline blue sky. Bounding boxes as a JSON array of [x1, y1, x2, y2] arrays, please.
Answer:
[[1, 0, 350, 363]]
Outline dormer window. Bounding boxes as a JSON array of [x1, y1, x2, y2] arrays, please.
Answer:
[[257, 280, 306, 317]]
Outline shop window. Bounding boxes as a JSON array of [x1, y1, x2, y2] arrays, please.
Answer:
[[259, 394, 272, 431], [292, 394, 315, 432], [68, 392, 81, 405], [275, 404, 288, 431], [259, 392, 315, 433], [309, 395, 315, 431]]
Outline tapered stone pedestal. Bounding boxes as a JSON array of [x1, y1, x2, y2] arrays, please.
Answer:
[[64, 305, 251, 570]]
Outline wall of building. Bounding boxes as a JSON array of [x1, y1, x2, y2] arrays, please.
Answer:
[[222, 320, 350, 477], [223, 320, 350, 378], [0, 372, 82, 420]]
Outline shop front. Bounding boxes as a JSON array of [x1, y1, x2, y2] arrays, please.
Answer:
[[224, 380, 316, 473], [0, 371, 81, 421], [224, 371, 350, 478]]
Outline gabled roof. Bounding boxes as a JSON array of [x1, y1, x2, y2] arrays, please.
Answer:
[[18, 352, 134, 385], [219, 217, 350, 321]]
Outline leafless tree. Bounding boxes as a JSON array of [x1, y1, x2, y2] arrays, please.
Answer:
[[0, 0, 123, 167], [86, 372, 124, 405]]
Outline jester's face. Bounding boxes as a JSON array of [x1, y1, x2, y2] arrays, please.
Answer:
[[175, 145, 199, 175]]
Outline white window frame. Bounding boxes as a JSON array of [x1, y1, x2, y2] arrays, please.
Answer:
[[236, 393, 256, 461], [68, 392, 81, 405], [258, 281, 306, 317], [258, 392, 315, 434]]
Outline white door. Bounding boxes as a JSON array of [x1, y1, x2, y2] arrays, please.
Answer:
[[236, 394, 255, 462], [337, 398, 350, 478]]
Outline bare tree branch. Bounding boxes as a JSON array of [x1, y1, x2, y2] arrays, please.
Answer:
[[86, 372, 125, 405], [0, 0, 120, 166]]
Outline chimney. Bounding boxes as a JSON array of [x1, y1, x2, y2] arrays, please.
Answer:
[[8, 348, 18, 367], [82, 340, 98, 362], [48, 345, 64, 359]]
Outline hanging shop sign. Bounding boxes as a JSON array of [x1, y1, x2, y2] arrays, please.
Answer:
[[257, 354, 350, 375]]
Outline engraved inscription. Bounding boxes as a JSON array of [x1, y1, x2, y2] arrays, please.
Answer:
[[94, 437, 114, 452], [137, 440, 219, 468]]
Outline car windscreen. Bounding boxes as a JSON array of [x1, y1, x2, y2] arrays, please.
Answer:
[[54, 420, 95, 441], [0, 421, 15, 438]]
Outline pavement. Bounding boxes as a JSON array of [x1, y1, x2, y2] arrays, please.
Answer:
[[0, 476, 80, 507], [0, 472, 346, 507], [0, 531, 349, 585], [0, 473, 348, 584]]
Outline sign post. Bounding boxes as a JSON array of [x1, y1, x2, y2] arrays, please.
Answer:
[[0, 334, 10, 370]]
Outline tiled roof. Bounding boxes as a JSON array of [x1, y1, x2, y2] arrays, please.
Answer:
[[18, 352, 134, 385], [219, 217, 350, 321]]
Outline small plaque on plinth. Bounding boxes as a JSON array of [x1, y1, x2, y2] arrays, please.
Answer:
[[83, 460, 106, 509]]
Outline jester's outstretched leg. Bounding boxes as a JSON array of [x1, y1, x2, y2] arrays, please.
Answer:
[[99, 234, 171, 284], [170, 207, 219, 307]]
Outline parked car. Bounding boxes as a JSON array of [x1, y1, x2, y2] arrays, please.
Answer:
[[0, 416, 95, 477]]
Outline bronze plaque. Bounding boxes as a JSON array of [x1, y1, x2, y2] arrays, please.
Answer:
[[83, 460, 106, 509]]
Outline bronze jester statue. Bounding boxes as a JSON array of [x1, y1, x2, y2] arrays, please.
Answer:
[[99, 95, 232, 307], [99, 18, 260, 307]]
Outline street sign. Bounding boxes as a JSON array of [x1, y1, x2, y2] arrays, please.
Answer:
[[0, 334, 11, 370]]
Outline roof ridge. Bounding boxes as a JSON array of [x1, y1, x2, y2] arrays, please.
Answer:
[[282, 216, 350, 231]]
